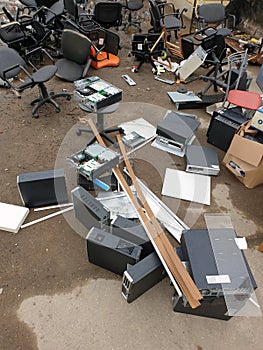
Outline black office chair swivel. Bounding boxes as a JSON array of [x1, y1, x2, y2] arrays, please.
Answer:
[[149, 0, 187, 38], [0, 46, 71, 118], [122, 0, 144, 33]]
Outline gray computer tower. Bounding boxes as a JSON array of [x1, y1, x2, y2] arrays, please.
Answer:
[[72, 186, 110, 230], [156, 110, 200, 146], [173, 229, 257, 320], [185, 145, 220, 176]]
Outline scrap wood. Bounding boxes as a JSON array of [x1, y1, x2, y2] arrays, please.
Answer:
[[117, 134, 202, 308], [258, 242, 263, 253], [86, 119, 202, 308], [150, 27, 184, 61]]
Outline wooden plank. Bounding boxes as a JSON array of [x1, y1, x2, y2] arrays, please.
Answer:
[[116, 134, 202, 307]]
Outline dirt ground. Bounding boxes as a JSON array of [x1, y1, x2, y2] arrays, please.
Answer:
[[0, 11, 263, 350]]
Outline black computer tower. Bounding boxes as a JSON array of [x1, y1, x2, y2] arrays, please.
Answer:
[[112, 215, 154, 258], [122, 251, 167, 303], [72, 186, 110, 230], [86, 227, 142, 276], [173, 229, 257, 320], [207, 108, 248, 152], [17, 168, 68, 208]]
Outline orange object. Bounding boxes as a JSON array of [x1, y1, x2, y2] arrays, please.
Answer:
[[90, 46, 120, 69], [258, 242, 263, 252]]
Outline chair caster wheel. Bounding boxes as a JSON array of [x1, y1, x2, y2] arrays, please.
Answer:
[[76, 130, 81, 136], [50, 91, 55, 96], [55, 107, 61, 113], [66, 95, 71, 101], [32, 113, 39, 118]]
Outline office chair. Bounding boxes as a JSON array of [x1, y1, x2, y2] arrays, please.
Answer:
[[221, 51, 262, 112], [0, 21, 43, 58], [130, 32, 165, 72], [92, 2, 122, 30], [55, 29, 92, 82], [63, 0, 100, 33], [197, 50, 252, 101], [196, 3, 236, 38], [122, 0, 144, 33], [0, 46, 71, 118], [149, 0, 187, 38]]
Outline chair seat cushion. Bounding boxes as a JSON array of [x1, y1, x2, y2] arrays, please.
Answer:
[[227, 90, 262, 110], [32, 65, 57, 83], [55, 58, 84, 82], [19, 65, 57, 89], [161, 16, 182, 30], [127, 2, 143, 11]]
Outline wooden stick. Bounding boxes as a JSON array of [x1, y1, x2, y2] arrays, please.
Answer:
[[117, 134, 202, 306], [150, 30, 165, 53]]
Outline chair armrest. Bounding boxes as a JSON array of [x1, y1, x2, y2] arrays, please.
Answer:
[[157, 3, 176, 12], [25, 47, 55, 70], [2, 64, 33, 91], [2, 64, 22, 79]]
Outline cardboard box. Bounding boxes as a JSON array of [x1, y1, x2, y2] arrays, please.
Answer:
[[223, 121, 263, 188]]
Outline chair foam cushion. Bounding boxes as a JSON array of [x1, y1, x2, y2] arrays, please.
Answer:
[[55, 58, 84, 82], [19, 65, 57, 89], [227, 90, 262, 110], [91, 51, 120, 69], [161, 16, 182, 30]]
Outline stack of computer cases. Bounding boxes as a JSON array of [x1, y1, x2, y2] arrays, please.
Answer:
[[72, 185, 257, 320]]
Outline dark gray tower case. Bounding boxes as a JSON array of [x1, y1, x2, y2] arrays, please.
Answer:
[[86, 227, 142, 276]]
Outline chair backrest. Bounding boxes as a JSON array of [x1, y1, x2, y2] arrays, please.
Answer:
[[198, 4, 225, 24], [61, 29, 91, 64], [0, 47, 26, 80], [149, 0, 161, 32], [201, 33, 226, 62], [93, 2, 122, 28], [64, 0, 78, 21], [36, 0, 59, 7], [19, 0, 38, 7]]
